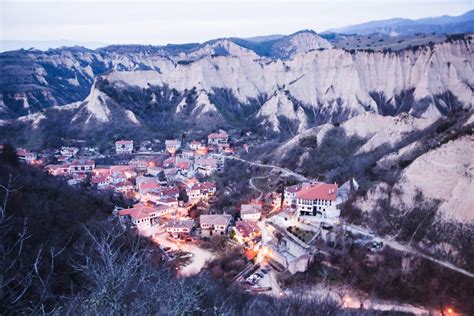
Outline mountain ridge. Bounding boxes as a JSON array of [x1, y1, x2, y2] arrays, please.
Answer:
[[326, 9, 474, 36]]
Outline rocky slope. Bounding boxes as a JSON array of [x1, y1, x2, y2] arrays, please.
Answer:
[[1, 32, 472, 133], [271, 109, 473, 221]]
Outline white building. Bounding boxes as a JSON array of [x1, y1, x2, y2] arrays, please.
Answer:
[[200, 214, 233, 236], [207, 131, 228, 145], [16, 148, 37, 164], [68, 159, 95, 174], [295, 183, 339, 219], [240, 204, 262, 221], [117, 204, 159, 229], [116, 140, 134, 154], [189, 141, 201, 151], [165, 220, 194, 238], [165, 139, 182, 154], [60, 146, 79, 158], [187, 182, 217, 201], [284, 183, 309, 207]]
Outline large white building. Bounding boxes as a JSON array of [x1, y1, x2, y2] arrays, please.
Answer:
[[295, 183, 339, 219], [200, 214, 232, 236]]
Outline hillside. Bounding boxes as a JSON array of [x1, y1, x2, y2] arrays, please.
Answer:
[[0, 153, 345, 314]]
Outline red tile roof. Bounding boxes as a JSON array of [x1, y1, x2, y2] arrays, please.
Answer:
[[70, 159, 95, 166], [176, 161, 191, 170], [208, 132, 228, 139], [118, 205, 156, 220], [295, 183, 338, 201], [139, 182, 161, 191], [116, 140, 133, 145], [91, 176, 107, 184]]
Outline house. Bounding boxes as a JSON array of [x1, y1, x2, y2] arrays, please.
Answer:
[[195, 146, 209, 156], [110, 165, 135, 173], [91, 175, 109, 188], [295, 183, 339, 219], [194, 156, 218, 176], [118, 204, 159, 229], [147, 166, 164, 176], [164, 220, 195, 238], [156, 186, 180, 199], [154, 204, 174, 217], [181, 149, 195, 159], [68, 159, 95, 174], [138, 182, 161, 195], [136, 175, 159, 187], [57, 155, 71, 163], [108, 172, 128, 185], [207, 131, 228, 145], [189, 140, 201, 151], [163, 168, 179, 181], [128, 158, 150, 170], [45, 164, 70, 176], [200, 214, 233, 237], [113, 181, 135, 195], [16, 148, 37, 164], [240, 204, 262, 221], [116, 140, 134, 154], [60, 146, 79, 158], [165, 139, 182, 154], [93, 168, 111, 177], [234, 220, 261, 246], [284, 183, 309, 207], [154, 196, 179, 209], [176, 161, 192, 173], [187, 182, 216, 201]]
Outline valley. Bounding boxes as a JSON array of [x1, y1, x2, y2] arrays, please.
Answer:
[[1, 8, 473, 315]]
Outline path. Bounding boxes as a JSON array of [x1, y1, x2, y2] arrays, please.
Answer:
[[221, 155, 309, 182], [345, 224, 474, 278], [249, 176, 267, 200]]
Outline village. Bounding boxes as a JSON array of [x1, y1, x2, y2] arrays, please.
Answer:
[[3, 130, 385, 297]]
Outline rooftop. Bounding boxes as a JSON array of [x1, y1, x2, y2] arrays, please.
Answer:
[[116, 140, 133, 145], [164, 219, 194, 229], [295, 183, 338, 201], [118, 205, 156, 220], [200, 214, 232, 226]]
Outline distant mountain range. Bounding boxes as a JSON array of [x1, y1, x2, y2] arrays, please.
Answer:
[[325, 10, 474, 36], [2, 10, 472, 53], [0, 40, 108, 53]]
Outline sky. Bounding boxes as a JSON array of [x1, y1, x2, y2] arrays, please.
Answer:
[[1, 0, 473, 47]]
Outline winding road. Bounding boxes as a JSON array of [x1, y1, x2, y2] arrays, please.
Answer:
[[221, 155, 309, 182], [249, 176, 266, 200], [221, 154, 474, 279]]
